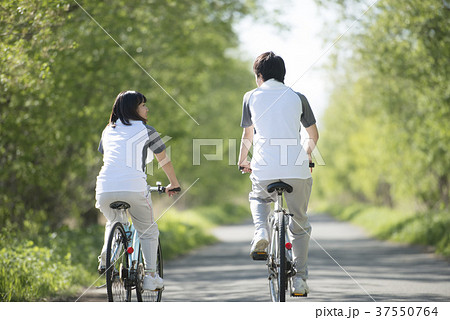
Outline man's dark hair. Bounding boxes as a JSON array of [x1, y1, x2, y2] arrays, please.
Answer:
[[253, 51, 286, 83], [109, 90, 147, 127]]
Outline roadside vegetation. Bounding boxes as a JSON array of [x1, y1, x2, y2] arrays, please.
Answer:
[[312, 0, 449, 256], [0, 0, 262, 301], [2, 0, 448, 302], [314, 203, 450, 257], [0, 202, 249, 301]]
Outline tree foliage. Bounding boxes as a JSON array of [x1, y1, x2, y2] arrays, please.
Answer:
[[1, 0, 260, 233], [314, 0, 449, 210]]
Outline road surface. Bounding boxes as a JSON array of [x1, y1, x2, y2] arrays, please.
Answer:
[[76, 214, 450, 302]]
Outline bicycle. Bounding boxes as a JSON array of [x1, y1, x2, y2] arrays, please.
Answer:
[[240, 162, 314, 302], [105, 182, 181, 302]]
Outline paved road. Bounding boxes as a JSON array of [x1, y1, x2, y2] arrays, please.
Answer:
[[76, 214, 450, 302]]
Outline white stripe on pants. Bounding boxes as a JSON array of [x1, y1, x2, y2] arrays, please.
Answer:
[[249, 177, 313, 279], [96, 191, 159, 272]]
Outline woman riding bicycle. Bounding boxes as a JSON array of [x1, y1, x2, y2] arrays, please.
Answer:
[[95, 90, 180, 291]]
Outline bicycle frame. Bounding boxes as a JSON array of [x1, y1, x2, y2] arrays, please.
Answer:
[[267, 191, 296, 302], [274, 194, 295, 278], [123, 216, 140, 271]]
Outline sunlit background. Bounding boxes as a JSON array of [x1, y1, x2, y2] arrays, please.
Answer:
[[1, 0, 448, 301]]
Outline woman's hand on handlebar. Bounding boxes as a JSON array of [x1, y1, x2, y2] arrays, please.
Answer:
[[165, 183, 181, 197]]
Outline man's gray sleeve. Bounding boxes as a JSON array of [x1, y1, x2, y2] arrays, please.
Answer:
[[145, 125, 166, 154], [98, 138, 104, 154], [297, 93, 316, 128], [240, 91, 253, 128]]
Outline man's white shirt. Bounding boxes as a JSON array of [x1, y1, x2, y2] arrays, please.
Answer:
[[240, 79, 316, 181]]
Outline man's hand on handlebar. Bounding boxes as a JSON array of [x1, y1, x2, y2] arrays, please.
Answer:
[[238, 160, 252, 174], [308, 154, 315, 173]]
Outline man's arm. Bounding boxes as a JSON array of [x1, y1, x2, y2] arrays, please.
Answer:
[[154, 150, 180, 196], [238, 125, 254, 173], [305, 124, 319, 160]]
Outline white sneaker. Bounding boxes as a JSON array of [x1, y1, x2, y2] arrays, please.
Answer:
[[293, 277, 309, 295], [97, 252, 107, 274], [250, 228, 269, 254], [143, 274, 164, 291]]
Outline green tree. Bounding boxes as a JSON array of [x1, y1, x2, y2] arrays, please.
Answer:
[[314, 0, 449, 210], [0, 0, 262, 233]]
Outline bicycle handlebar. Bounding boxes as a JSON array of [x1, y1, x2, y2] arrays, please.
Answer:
[[148, 183, 181, 194], [239, 162, 315, 171]]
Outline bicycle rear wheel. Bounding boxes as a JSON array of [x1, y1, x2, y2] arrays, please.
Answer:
[[106, 222, 129, 302], [268, 221, 279, 302], [278, 211, 287, 302], [136, 239, 163, 302], [268, 211, 287, 302]]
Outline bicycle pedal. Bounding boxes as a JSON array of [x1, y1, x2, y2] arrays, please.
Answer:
[[251, 252, 268, 261], [98, 267, 106, 275], [292, 292, 308, 297]]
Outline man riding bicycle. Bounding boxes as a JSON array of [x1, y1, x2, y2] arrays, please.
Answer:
[[238, 52, 319, 296]]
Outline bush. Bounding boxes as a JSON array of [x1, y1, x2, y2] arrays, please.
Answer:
[[0, 202, 250, 301], [0, 241, 84, 301], [0, 225, 104, 302], [159, 217, 216, 260], [158, 202, 249, 259]]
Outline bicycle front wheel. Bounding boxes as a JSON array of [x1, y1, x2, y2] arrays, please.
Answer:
[[106, 222, 129, 302], [136, 239, 163, 302]]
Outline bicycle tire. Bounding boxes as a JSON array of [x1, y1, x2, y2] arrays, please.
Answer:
[[268, 212, 287, 302], [268, 218, 279, 302], [136, 239, 163, 302], [278, 211, 287, 302], [106, 222, 129, 302]]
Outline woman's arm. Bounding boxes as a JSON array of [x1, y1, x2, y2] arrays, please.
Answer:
[[154, 150, 180, 196]]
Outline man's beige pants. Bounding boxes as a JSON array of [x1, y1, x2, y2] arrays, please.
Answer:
[[249, 177, 313, 279]]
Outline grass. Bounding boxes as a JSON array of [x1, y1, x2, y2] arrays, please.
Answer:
[[0, 225, 102, 301], [0, 202, 250, 301], [158, 202, 249, 259], [317, 203, 450, 257]]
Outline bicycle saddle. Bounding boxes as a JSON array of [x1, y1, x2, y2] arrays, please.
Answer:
[[109, 201, 130, 210], [267, 181, 293, 194]]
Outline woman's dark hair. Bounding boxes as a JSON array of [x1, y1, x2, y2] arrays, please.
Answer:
[[253, 51, 286, 83], [109, 90, 147, 127]]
